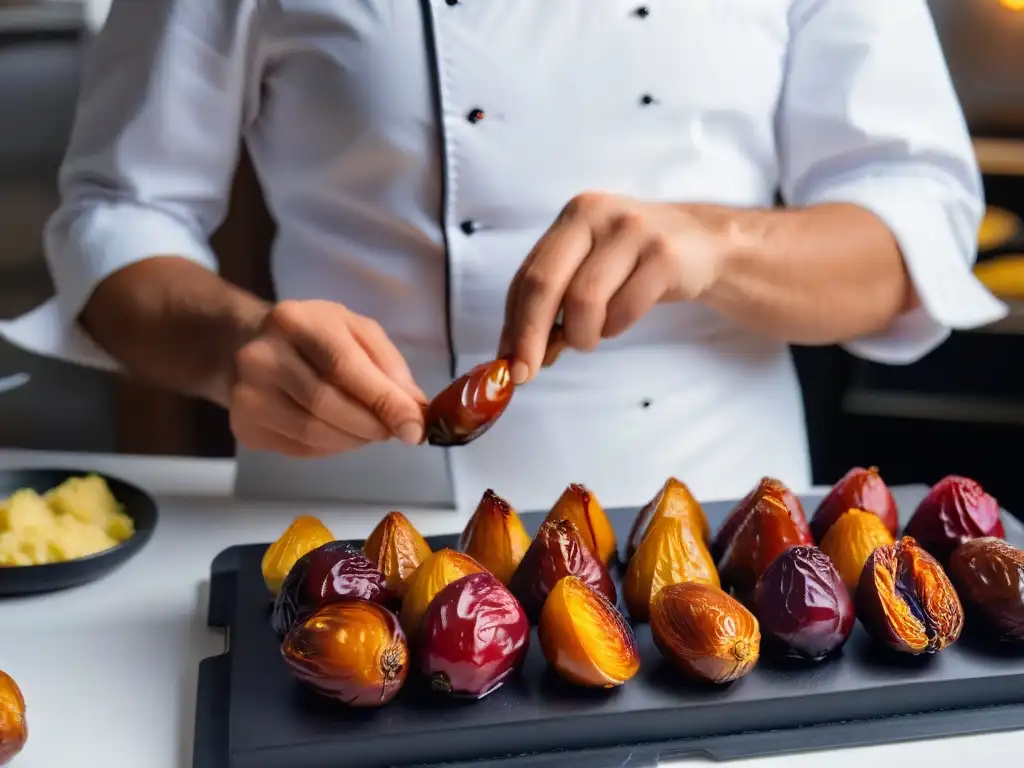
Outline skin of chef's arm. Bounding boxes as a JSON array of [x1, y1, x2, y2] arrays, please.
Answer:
[[47, 0, 268, 406], [704, 0, 983, 346]]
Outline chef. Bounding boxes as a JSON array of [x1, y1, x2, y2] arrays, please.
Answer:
[[0, 0, 1008, 514]]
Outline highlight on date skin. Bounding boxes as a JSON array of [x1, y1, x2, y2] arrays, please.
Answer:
[[424, 359, 515, 447]]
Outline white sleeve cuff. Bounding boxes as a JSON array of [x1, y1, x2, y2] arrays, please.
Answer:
[[46, 201, 218, 323], [0, 202, 219, 372], [801, 175, 1010, 365]]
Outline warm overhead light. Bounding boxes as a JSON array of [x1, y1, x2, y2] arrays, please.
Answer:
[[999, 0, 1024, 10]]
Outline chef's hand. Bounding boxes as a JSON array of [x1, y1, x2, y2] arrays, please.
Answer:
[[230, 300, 428, 457], [498, 194, 728, 384]]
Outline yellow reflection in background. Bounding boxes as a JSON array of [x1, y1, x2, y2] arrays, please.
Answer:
[[999, 0, 1024, 11]]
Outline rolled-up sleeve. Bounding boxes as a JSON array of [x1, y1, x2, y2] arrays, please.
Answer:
[[7, 0, 255, 370], [777, 0, 1009, 365]]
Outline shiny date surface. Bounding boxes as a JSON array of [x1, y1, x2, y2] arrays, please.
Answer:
[[459, 488, 532, 585], [856, 536, 963, 654], [508, 518, 617, 624], [419, 572, 530, 699], [810, 466, 899, 542], [753, 546, 854, 661], [949, 537, 1024, 643], [650, 581, 760, 684], [819, 509, 895, 593], [0, 670, 26, 766], [712, 477, 812, 562], [281, 600, 409, 707], [626, 477, 711, 562], [425, 359, 514, 446], [543, 483, 618, 566], [271, 541, 390, 638], [624, 515, 719, 622], [904, 475, 1005, 564], [539, 576, 640, 688], [362, 510, 432, 599], [261, 515, 335, 597], [398, 548, 485, 640]]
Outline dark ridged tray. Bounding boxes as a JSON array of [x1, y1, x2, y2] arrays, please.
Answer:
[[193, 484, 1024, 768]]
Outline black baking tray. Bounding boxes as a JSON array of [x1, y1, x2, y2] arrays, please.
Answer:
[[193, 485, 1024, 768]]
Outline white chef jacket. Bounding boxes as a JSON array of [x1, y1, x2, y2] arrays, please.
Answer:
[[0, 0, 1009, 515]]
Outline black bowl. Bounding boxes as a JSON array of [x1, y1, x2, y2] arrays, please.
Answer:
[[0, 468, 158, 597]]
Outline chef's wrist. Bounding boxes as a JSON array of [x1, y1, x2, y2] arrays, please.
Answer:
[[668, 203, 762, 303]]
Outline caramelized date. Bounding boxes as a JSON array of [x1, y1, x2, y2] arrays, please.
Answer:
[[425, 359, 514, 446], [626, 477, 711, 561], [261, 515, 335, 597], [712, 477, 811, 562], [856, 536, 963, 654], [650, 582, 760, 684], [810, 466, 899, 542], [717, 494, 807, 604], [509, 518, 617, 624], [819, 509, 895, 593], [272, 541, 389, 637], [0, 670, 26, 766], [459, 489, 531, 585], [419, 573, 530, 698], [753, 546, 854, 661], [363, 511, 432, 599], [399, 548, 485, 640], [281, 600, 408, 707], [904, 476, 1004, 564], [949, 538, 1024, 643], [624, 516, 719, 621], [539, 576, 640, 688], [543, 483, 618, 565]]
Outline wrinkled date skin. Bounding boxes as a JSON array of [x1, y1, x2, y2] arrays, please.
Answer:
[[419, 572, 530, 699], [261, 515, 335, 597], [624, 516, 720, 622], [904, 476, 1005, 564], [819, 509, 896, 593], [753, 546, 854, 661], [281, 600, 409, 707], [509, 518, 617, 624], [271, 541, 390, 638], [650, 581, 760, 684], [712, 477, 812, 562], [399, 548, 485, 641], [626, 477, 711, 561], [425, 359, 514, 447], [539, 576, 641, 688], [856, 536, 964, 654], [362, 511, 432, 600], [543, 483, 618, 566], [0, 670, 27, 766], [459, 489, 532, 585], [717, 494, 809, 605], [810, 466, 899, 542], [949, 537, 1024, 643]]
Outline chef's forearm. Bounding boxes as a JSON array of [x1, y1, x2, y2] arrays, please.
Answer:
[[699, 203, 913, 346], [79, 257, 270, 407]]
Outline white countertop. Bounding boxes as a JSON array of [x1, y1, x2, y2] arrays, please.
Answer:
[[1, 448, 1020, 768]]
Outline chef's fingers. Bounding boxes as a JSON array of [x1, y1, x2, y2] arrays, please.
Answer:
[[348, 314, 430, 405], [505, 214, 593, 384], [602, 244, 674, 339], [288, 323, 426, 445], [496, 278, 522, 360], [231, 384, 371, 456], [561, 218, 644, 351], [235, 335, 391, 443]]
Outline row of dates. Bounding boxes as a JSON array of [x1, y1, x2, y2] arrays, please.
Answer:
[[259, 468, 1024, 708]]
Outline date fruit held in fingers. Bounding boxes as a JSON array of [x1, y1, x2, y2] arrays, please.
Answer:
[[424, 359, 515, 446]]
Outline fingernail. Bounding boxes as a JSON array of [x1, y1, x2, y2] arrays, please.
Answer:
[[395, 421, 423, 445], [511, 360, 530, 385]]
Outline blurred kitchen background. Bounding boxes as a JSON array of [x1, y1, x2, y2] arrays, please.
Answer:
[[0, 0, 1022, 510]]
